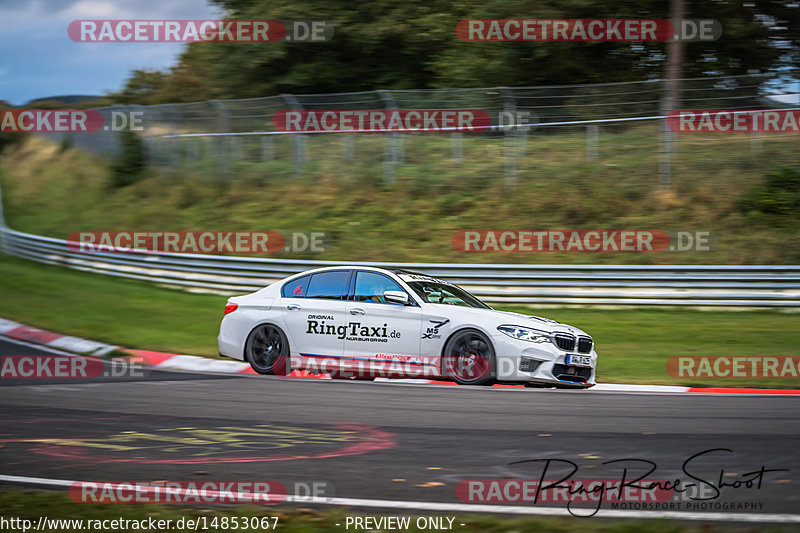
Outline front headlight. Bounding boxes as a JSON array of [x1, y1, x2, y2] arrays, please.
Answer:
[[497, 325, 551, 343]]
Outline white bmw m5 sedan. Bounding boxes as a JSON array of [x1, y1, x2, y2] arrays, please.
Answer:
[[218, 267, 597, 388]]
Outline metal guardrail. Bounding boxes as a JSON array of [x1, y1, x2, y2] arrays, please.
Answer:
[[2, 226, 799, 307]]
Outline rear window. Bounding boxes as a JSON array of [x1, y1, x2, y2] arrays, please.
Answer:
[[305, 271, 351, 300], [282, 275, 310, 298]]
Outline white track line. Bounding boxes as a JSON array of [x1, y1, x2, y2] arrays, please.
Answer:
[[0, 337, 81, 357], [0, 474, 797, 523]]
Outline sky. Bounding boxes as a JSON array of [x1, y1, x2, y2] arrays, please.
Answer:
[[0, 0, 222, 105]]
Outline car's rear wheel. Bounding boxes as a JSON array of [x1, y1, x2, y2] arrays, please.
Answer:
[[443, 329, 496, 386], [245, 324, 289, 375]]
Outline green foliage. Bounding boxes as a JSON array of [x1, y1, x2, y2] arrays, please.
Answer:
[[0, 131, 26, 153], [110, 69, 170, 105], [109, 130, 147, 188], [739, 165, 800, 220], [105, 0, 796, 104], [58, 135, 73, 154], [4, 129, 800, 266]]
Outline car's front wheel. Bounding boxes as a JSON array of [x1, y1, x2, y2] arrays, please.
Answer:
[[245, 324, 289, 375], [443, 329, 496, 386]]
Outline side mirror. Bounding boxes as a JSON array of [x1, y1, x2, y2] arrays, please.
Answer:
[[383, 290, 409, 305]]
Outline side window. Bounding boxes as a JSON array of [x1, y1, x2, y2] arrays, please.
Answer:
[[354, 271, 405, 304], [305, 271, 351, 300], [282, 275, 310, 298]]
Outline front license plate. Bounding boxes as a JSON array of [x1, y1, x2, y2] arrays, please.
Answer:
[[566, 354, 592, 367]]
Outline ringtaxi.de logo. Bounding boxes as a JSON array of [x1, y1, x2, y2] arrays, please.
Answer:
[[67, 231, 329, 254], [68, 20, 333, 43], [0, 110, 143, 132]]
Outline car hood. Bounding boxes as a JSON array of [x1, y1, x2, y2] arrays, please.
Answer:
[[433, 306, 591, 337]]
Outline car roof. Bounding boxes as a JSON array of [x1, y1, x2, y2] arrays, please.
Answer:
[[286, 265, 400, 278]]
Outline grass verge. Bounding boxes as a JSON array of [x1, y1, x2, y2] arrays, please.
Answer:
[[1, 253, 798, 388], [0, 489, 794, 533], [1, 134, 799, 265]]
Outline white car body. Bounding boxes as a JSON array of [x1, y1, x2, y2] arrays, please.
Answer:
[[218, 266, 597, 387]]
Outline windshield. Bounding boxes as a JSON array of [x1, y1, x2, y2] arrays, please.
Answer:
[[406, 281, 491, 309]]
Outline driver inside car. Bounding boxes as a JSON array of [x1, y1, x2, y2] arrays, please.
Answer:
[[360, 279, 388, 303]]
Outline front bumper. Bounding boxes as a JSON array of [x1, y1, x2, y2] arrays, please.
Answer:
[[491, 333, 597, 386]]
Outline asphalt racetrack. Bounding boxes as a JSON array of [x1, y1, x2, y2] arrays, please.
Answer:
[[1, 339, 799, 522]]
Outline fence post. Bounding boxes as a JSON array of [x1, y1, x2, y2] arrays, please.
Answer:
[[193, 136, 201, 164], [281, 94, 305, 179], [261, 135, 274, 162], [451, 132, 463, 162], [658, 81, 674, 186], [750, 129, 763, 154], [586, 124, 598, 161], [378, 90, 401, 184], [209, 100, 230, 178], [502, 87, 517, 189], [342, 134, 354, 160]]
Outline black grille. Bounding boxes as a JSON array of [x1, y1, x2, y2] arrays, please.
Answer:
[[552, 364, 592, 382], [577, 337, 593, 354], [553, 334, 575, 351], [519, 357, 543, 373]]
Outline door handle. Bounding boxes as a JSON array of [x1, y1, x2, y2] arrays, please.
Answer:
[[287, 304, 301, 310], [350, 308, 365, 315]]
